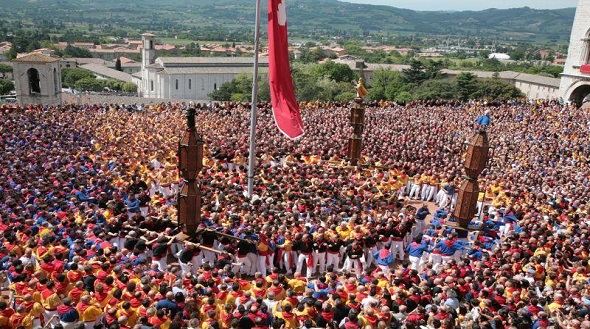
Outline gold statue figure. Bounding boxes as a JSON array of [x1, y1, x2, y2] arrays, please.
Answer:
[[355, 77, 368, 99]]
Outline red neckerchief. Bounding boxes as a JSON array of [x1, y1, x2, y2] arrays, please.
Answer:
[[321, 311, 334, 322]]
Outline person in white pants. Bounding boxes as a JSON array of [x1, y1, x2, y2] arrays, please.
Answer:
[[202, 248, 217, 267], [390, 227, 405, 261], [406, 237, 429, 271], [420, 184, 430, 201], [281, 249, 296, 275], [409, 182, 421, 200], [236, 253, 253, 275], [295, 235, 314, 277], [246, 252, 258, 276], [345, 242, 365, 277], [429, 252, 443, 271], [313, 242, 327, 275], [325, 236, 341, 271], [296, 252, 314, 278], [326, 250, 340, 271], [427, 184, 437, 202], [435, 188, 447, 207]]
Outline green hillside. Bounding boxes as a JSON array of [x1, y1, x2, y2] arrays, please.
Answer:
[[0, 0, 575, 42]]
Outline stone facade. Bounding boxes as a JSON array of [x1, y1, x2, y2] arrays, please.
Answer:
[[13, 53, 62, 106], [139, 34, 267, 100], [560, 0, 590, 104]]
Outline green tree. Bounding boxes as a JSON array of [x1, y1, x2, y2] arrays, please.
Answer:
[[394, 91, 413, 104], [402, 60, 428, 85], [472, 79, 524, 101], [63, 45, 93, 58], [74, 77, 104, 92], [299, 47, 329, 64], [315, 78, 354, 101], [308, 61, 356, 83], [334, 91, 356, 103], [367, 69, 401, 101], [0, 64, 11, 78], [455, 72, 478, 101], [121, 82, 137, 93], [208, 74, 269, 102], [209, 80, 236, 101], [424, 60, 444, 79], [291, 65, 321, 101], [62, 68, 95, 88], [104, 79, 123, 91], [413, 80, 456, 100], [0, 79, 14, 95], [5, 46, 17, 60]]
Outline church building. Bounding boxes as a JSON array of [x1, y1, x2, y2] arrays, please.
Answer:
[[139, 33, 268, 100], [560, 0, 590, 105]]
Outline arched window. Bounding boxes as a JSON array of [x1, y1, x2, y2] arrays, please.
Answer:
[[27, 68, 41, 94], [175, 79, 179, 90], [214, 83, 217, 90], [53, 68, 59, 93], [188, 79, 192, 90]]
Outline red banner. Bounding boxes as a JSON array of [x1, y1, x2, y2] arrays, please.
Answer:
[[267, 0, 304, 140]]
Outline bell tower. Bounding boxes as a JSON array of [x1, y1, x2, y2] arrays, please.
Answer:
[[12, 53, 62, 106], [141, 33, 156, 70], [560, 0, 590, 106]]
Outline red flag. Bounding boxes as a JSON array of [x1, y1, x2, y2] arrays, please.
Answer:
[[267, 0, 304, 139]]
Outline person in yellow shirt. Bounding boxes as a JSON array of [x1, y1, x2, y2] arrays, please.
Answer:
[[547, 295, 564, 314], [78, 295, 103, 327], [287, 274, 307, 294], [274, 303, 298, 329], [336, 222, 351, 241], [21, 295, 43, 329], [117, 301, 139, 327]]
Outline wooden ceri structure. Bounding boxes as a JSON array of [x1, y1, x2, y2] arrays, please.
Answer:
[[348, 98, 366, 166], [451, 129, 490, 236], [177, 106, 204, 237]]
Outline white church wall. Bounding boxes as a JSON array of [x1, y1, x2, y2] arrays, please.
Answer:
[[560, 0, 590, 101]]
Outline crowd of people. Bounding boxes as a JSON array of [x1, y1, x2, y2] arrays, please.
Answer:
[[0, 99, 589, 329]]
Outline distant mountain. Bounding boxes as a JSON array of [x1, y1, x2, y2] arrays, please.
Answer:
[[0, 0, 576, 42]]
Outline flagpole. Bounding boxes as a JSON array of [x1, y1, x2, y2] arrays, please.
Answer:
[[247, 0, 262, 198]]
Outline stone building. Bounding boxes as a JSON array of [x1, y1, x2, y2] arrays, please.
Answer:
[[560, 0, 590, 105], [12, 53, 62, 106], [139, 33, 267, 100]]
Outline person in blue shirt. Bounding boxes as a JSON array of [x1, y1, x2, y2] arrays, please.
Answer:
[[414, 205, 430, 236], [406, 236, 429, 271], [373, 245, 394, 275], [432, 232, 463, 270], [56, 298, 80, 325], [476, 110, 492, 128], [125, 193, 140, 217], [75, 186, 92, 203], [468, 242, 485, 260], [156, 291, 181, 317]]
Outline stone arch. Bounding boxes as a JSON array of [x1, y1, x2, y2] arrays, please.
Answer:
[[27, 68, 41, 94], [569, 84, 590, 107]]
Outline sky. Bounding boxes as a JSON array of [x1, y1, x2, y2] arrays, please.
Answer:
[[342, 0, 578, 11]]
